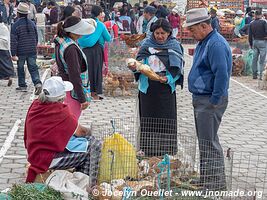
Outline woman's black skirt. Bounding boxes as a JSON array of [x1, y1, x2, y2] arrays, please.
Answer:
[[0, 50, 14, 79], [139, 79, 177, 157], [82, 42, 104, 94]]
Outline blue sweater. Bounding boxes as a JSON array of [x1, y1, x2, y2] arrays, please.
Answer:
[[188, 30, 232, 105], [78, 18, 111, 48], [11, 18, 38, 56]]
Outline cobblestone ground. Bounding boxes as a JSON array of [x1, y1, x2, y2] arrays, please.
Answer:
[[0, 48, 266, 195]]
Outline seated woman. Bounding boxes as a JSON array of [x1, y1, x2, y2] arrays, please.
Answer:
[[24, 76, 102, 187], [128, 18, 184, 157]]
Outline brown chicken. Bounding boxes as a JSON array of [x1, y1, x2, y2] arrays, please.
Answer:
[[104, 72, 120, 97], [118, 76, 132, 96], [262, 68, 267, 89], [232, 55, 245, 76], [121, 33, 146, 48], [104, 72, 133, 96], [263, 66, 267, 81], [232, 48, 242, 54]]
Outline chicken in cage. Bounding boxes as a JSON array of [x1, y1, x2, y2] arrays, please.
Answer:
[[103, 40, 138, 97], [89, 118, 237, 200]]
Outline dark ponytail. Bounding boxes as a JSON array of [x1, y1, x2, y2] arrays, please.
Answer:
[[56, 16, 81, 38], [91, 5, 103, 19], [57, 21, 68, 38]]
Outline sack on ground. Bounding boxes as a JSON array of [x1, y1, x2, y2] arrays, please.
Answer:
[[98, 133, 138, 183], [243, 49, 254, 76]]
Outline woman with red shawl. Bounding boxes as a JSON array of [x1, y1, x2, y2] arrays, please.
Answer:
[[24, 76, 101, 187]]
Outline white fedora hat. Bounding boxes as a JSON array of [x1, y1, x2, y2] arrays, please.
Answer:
[[17, 2, 30, 15], [183, 8, 211, 27], [64, 18, 97, 35]]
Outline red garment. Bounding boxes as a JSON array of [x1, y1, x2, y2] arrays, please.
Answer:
[[104, 21, 119, 39], [168, 13, 180, 29], [103, 43, 109, 76], [64, 91, 82, 120], [104, 21, 119, 76], [24, 100, 78, 182]]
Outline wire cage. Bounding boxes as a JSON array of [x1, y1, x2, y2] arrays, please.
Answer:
[[103, 39, 138, 97], [228, 152, 267, 200], [90, 118, 242, 200]]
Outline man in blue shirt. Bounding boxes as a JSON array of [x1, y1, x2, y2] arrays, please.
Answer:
[[184, 8, 232, 191]]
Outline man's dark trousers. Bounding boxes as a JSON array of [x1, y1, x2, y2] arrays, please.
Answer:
[[193, 95, 228, 190]]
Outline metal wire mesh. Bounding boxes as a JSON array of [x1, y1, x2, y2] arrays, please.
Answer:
[[103, 40, 137, 97], [91, 118, 237, 199], [228, 152, 267, 199], [107, 39, 138, 70], [91, 118, 267, 199]]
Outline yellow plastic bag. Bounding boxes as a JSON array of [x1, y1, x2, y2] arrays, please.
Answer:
[[98, 133, 138, 183]]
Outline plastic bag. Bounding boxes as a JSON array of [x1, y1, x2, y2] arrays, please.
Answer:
[[46, 170, 89, 200], [98, 133, 138, 183], [242, 49, 254, 76]]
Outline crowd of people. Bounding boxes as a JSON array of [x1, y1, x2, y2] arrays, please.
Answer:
[[232, 7, 266, 80], [210, 6, 266, 80], [0, 0, 266, 192]]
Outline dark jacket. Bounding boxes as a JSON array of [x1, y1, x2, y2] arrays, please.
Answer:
[[55, 42, 87, 103], [49, 7, 58, 25], [0, 1, 14, 25], [240, 24, 250, 36], [11, 18, 38, 56], [245, 16, 253, 24], [248, 18, 267, 46], [211, 16, 220, 33], [156, 6, 169, 19]]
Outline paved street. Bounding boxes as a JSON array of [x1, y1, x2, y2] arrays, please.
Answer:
[[0, 51, 267, 196]]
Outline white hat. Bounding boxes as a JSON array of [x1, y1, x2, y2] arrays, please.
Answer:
[[64, 18, 96, 35], [17, 2, 30, 15], [113, 2, 123, 8], [183, 8, 211, 27], [42, 76, 73, 99], [236, 10, 243, 15], [172, 7, 179, 14]]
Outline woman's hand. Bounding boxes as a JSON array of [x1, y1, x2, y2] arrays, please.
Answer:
[[127, 62, 137, 72], [75, 124, 91, 137], [159, 76, 168, 84], [81, 101, 89, 110]]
